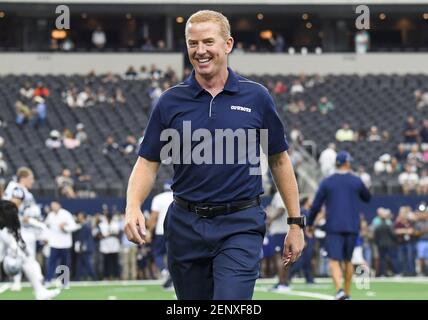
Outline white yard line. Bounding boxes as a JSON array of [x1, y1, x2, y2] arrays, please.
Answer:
[[0, 284, 11, 294], [4, 276, 428, 289], [255, 286, 335, 300]]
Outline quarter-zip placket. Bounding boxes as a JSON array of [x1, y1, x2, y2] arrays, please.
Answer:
[[208, 90, 222, 118]]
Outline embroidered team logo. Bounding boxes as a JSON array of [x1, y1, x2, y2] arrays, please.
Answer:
[[230, 105, 252, 113]]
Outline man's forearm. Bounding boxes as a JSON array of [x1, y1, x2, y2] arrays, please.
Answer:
[[268, 151, 301, 218], [126, 157, 159, 210]]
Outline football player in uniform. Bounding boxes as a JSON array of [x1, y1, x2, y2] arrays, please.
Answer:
[[2, 167, 47, 291], [0, 199, 60, 300]]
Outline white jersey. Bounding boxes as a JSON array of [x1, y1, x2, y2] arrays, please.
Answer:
[[151, 191, 174, 235], [268, 192, 289, 235], [3, 181, 36, 215], [0, 228, 27, 263]]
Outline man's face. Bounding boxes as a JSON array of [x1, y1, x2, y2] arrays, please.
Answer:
[[186, 21, 233, 79], [21, 173, 34, 189]]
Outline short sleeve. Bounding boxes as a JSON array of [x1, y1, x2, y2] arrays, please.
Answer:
[[138, 102, 166, 162], [262, 91, 289, 155], [11, 187, 25, 200]]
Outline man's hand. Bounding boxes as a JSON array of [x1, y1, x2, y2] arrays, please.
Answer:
[[124, 207, 146, 245], [282, 226, 305, 268]]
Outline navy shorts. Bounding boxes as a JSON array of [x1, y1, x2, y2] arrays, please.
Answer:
[[164, 201, 266, 300], [325, 232, 357, 261], [269, 233, 286, 254]]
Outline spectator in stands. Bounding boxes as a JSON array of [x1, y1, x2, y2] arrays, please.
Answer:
[[102, 72, 119, 84], [49, 39, 59, 51], [358, 165, 372, 189], [102, 136, 119, 155], [149, 81, 162, 109], [394, 207, 416, 276], [414, 90, 428, 110], [19, 82, 34, 101], [124, 65, 138, 80], [414, 211, 428, 276], [45, 130, 62, 149], [398, 164, 419, 195], [286, 99, 305, 114], [318, 96, 334, 114], [406, 144, 424, 172], [77, 87, 95, 108], [164, 66, 178, 83], [72, 167, 92, 197], [382, 130, 390, 142], [96, 87, 108, 104], [63, 129, 80, 150], [121, 135, 138, 155], [335, 123, 355, 142], [15, 100, 32, 126], [98, 213, 121, 280], [367, 126, 382, 142], [31, 96, 46, 128], [149, 64, 162, 80], [373, 208, 400, 277], [374, 153, 392, 175], [420, 119, 428, 144], [113, 88, 126, 105], [142, 38, 155, 52], [290, 127, 304, 145], [33, 82, 49, 98], [56, 168, 77, 198], [355, 127, 367, 141], [389, 157, 402, 175], [85, 70, 97, 85], [64, 86, 79, 108], [1, 116, 8, 128], [233, 42, 245, 54], [139, 66, 150, 80], [74, 212, 96, 281], [75, 123, 88, 144], [45, 201, 81, 285], [269, 33, 285, 53], [0, 151, 7, 179], [418, 169, 428, 195], [74, 166, 93, 198], [354, 30, 370, 54], [290, 80, 304, 95], [92, 26, 107, 49], [403, 116, 419, 144], [273, 80, 287, 95], [61, 38, 75, 51], [319, 143, 336, 177], [394, 143, 408, 166]]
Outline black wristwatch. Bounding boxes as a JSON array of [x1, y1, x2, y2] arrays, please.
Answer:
[[287, 216, 306, 229]]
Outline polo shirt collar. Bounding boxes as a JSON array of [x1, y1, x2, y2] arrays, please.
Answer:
[[185, 67, 240, 98]]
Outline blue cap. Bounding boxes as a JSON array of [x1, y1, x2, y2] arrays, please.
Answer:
[[336, 151, 353, 166]]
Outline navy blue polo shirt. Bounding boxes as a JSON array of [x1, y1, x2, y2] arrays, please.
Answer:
[[307, 172, 371, 233], [139, 68, 288, 203]]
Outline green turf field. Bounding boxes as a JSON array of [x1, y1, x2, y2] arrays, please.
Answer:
[[1, 278, 427, 300]]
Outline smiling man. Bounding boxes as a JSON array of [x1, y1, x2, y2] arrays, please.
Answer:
[[125, 10, 304, 300]]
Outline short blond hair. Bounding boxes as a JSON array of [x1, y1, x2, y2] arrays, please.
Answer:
[[186, 10, 231, 40], [16, 167, 33, 181]]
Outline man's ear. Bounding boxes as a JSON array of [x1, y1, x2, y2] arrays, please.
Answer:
[[225, 37, 234, 54]]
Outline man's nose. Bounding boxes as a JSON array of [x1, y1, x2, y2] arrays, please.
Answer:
[[196, 43, 207, 55]]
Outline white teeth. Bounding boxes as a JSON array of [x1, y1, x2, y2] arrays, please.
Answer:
[[198, 58, 210, 63]]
